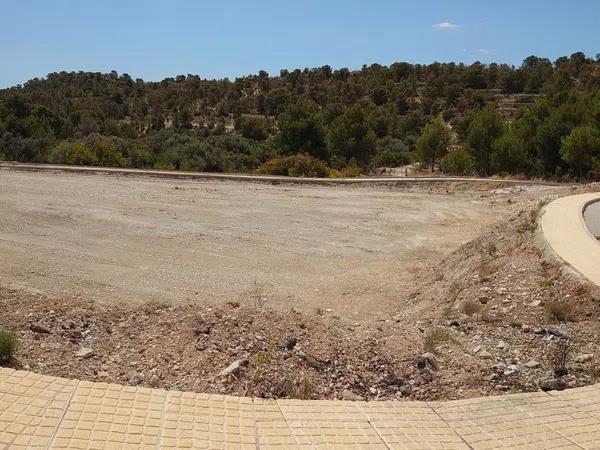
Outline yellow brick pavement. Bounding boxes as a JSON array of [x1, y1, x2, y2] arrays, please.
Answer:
[[2, 368, 600, 449]]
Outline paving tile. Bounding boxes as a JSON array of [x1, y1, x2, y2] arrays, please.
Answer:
[[277, 399, 386, 448], [429, 393, 585, 449], [2, 368, 600, 449], [0, 368, 77, 450], [358, 400, 468, 449]]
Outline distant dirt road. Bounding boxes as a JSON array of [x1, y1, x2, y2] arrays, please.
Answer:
[[0, 169, 552, 321]]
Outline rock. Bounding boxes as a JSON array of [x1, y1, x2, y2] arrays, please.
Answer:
[[399, 384, 413, 396], [533, 327, 546, 335], [341, 389, 363, 401], [521, 325, 531, 333], [497, 340, 507, 350], [525, 360, 540, 369], [547, 328, 565, 338], [148, 375, 160, 388], [219, 359, 247, 377], [479, 350, 493, 359], [194, 324, 212, 335], [575, 354, 593, 363], [504, 365, 518, 376], [40, 342, 61, 350], [539, 378, 568, 392], [74, 347, 94, 359], [284, 338, 298, 351], [472, 345, 482, 354], [30, 323, 51, 334], [416, 353, 439, 371], [478, 296, 489, 305], [127, 371, 144, 386], [449, 320, 460, 328]]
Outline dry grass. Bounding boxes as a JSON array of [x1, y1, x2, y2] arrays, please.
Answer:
[[462, 299, 483, 316], [544, 299, 574, 321], [549, 339, 572, 376], [423, 328, 451, 354], [285, 372, 316, 400]]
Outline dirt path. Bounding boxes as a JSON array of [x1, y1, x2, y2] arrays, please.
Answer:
[[0, 169, 555, 321]]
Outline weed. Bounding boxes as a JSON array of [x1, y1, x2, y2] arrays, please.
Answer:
[[285, 372, 316, 399], [544, 299, 573, 321], [250, 281, 267, 310], [479, 260, 498, 278], [423, 328, 451, 354], [0, 331, 16, 364], [549, 339, 572, 376], [461, 299, 482, 316], [517, 199, 549, 234], [540, 267, 561, 288], [485, 242, 498, 257]]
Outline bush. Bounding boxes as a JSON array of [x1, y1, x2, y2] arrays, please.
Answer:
[[257, 154, 331, 177], [0, 331, 17, 364], [545, 300, 573, 321], [440, 147, 474, 175]]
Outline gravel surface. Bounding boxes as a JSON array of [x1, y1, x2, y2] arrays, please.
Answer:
[[0, 169, 527, 322]]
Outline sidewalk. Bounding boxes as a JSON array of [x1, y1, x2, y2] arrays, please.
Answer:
[[2, 368, 600, 449]]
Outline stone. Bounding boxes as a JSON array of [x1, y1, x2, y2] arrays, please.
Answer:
[[341, 389, 363, 401], [575, 354, 593, 363], [539, 378, 568, 392], [479, 350, 493, 359], [521, 325, 531, 333], [30, 323, 51, 334], [525, 360, 540, 369], [127, 371, 144, 386], [399, 384, 413, 396], [194, 324, 212, 335], [472, 345, 482, 354], [148, 375, 160, 387], [497, 340, 507, 350], [219, 359, 247, 377], [75, 347, 94, 359], [284, 338, 298, 350], [478, 296, 489, 305], [416, 353, 439, 371]]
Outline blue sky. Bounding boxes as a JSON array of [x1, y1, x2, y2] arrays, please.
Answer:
[[1, 0, 599, 88]]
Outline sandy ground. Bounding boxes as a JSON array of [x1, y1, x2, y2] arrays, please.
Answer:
[[1, 169, 548, 321]]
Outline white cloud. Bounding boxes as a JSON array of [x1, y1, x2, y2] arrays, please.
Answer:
[[475, 48, 496, 55], [433, 22, 460, 30]]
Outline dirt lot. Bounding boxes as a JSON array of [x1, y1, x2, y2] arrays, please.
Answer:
[[5, 168, 600, 402], [0, 169, 534, 321]]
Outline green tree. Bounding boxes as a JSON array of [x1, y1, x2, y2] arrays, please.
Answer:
[[560, 125, 600, 177], [466, 106, 504, 175], [441, 147, 474, 175], [491, 130, 528, 173], [48, 141, 97, 165], [277, 101, 327, 160], [328, 102, 377, 166], [416, 119, 451, 171]]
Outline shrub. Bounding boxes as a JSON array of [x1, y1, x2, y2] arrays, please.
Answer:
[[462, 299, 482, 316], [257, 154, 331, 177], [544, 299, 573, 321], [440, 147, 475, 175], [0, 331, 17, 364], [423, 328, 451, 354]]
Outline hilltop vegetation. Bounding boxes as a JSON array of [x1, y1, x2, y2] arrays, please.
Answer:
[[2, 52, 600, 179]]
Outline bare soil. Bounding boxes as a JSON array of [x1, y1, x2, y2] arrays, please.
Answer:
[[1, 169, 524, 321], [3, 169, 600, 401]]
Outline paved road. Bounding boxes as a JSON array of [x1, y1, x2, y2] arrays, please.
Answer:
[[584, 200, 600, 238], [541, 192, 600, 286]]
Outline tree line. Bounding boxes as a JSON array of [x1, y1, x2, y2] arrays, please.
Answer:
[[1, 52, 600, 179]]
